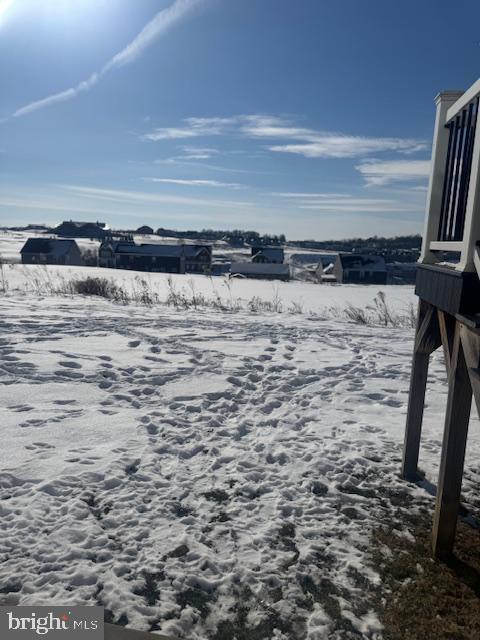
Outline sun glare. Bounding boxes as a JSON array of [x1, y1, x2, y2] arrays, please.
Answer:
[[0, 0, 15, 21]]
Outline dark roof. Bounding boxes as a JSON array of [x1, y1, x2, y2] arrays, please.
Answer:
[[21, 238, 78, 256], [102, 241, 211, 258], [338, 254, 386, 272], [251, 246, 284, 259], [231, 262, 290, 276]]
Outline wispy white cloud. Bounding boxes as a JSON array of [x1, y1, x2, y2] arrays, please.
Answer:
[[243, 115, 427, 157], [355, 159, 431, 186], [272, 192, 351, 199], [296, 199, 418, 213], [142, 117, 236, 141], [148, 144, 222, 169], [154, 158, 257, 174], [142, 127, 202, 141], [143, 113, 427, 159], [60, 184, 252, 209], [12, 0, 204, 118], [240, 115, 313, 140], [143, 114, 304, 142], [271, 190, 422, 213], [13, 73, 101, 118], [269, 137, 426, 159], [177, 146, 219, 159], [103, 0, 203, 70], [143, 177, 243, 189]]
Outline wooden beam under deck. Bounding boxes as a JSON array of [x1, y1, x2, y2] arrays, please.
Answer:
[[432, 322, 472, 557]]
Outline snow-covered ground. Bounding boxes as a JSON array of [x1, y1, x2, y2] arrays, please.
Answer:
[[0, 266, 479, 639], [1, 263, 415, 319]]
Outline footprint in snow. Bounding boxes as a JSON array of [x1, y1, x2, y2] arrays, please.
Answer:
[[54, 370, 83, 379], [58, 360, 82, 369], [25, 442, 55, 451], [365, 392, 386, 401], [9, 404, 33, 412]]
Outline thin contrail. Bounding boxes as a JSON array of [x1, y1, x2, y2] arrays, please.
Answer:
[[13, 0, 204, 118]]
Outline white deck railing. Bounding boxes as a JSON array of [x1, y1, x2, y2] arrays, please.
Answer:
[[420, 78, 480, 275]]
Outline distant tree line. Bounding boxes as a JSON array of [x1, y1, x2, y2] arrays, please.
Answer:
[[289, 234, 422, 263], [152, 227, 286, 247]]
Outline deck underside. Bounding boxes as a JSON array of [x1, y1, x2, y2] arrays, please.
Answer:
[[415, 264, 480, 316]]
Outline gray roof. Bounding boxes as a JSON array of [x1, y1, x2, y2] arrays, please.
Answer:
[[231, 262, 290, 276], [103, 242, 211, 258], [21, 238, 78, 257], [252, 247, 284, 261]]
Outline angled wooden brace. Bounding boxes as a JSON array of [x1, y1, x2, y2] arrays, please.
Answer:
[[437, 310, 456, 376], [460, 324, 480, 419], [402, 300, 442, 480]]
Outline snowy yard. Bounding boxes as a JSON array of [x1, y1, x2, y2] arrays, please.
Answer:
[[1, 267, 479, 639]]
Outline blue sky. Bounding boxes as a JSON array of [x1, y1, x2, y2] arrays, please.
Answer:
[[1, 0, 479, 240]]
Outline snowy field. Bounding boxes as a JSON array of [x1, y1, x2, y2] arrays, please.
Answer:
[[1, 266, 479, 639], [0, 263, 415, 319]]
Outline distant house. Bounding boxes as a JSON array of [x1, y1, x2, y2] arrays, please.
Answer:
[[289, 252, 338, 267], [136, 225, 154, 235], [53, 220, 108, 240], [387, 262, 417, 284], [183, 244, 212, 273], [20, 238, 85, 266], [211, 261, 231, 276], [333, 254, 387, 284], [251, 246, 284, 264], [98, 240, 212, 274], [230, 262, 290, 281]]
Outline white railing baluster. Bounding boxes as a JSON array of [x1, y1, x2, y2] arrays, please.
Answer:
[[457, 106, 480, 271], [420, 91, 463, 265]]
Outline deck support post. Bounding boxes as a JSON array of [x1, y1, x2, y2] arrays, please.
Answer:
[[432, 321, 472, 558], [402, 300, 441, 480]]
